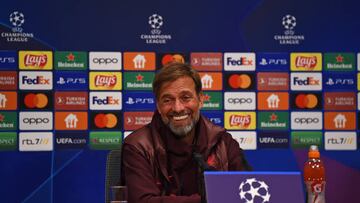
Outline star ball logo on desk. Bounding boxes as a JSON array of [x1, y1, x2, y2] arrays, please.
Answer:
[[140, 14, 172, 44], [274, 14, 305, 45], [1, 11, 35, 43], [239, 178, 271, 202]]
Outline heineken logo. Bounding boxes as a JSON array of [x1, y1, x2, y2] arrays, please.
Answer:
[[324, 53, 355, 71], [124, 72, 154, 90], [202, 92, 222, 110], [55, 51, 87, 70], [258, 112, 288, 130]]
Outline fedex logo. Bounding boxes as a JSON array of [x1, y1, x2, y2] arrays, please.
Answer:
[[291, 73, 322, 91], [224, 53, 255, 71], [89, 92, 122, 110], [19, 71, 53, 90]]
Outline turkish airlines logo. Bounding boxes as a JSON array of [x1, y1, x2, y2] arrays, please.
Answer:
[[89, 52, 122, 70], [291, 73, 322, 91], [324, 112, 356, 130], [199, 72, 222, 90], [324, 92, 356, 110], [325, 132, 357, 150], [258, 92, 289, 110], [19, 71, 53, 90], [55, 92, 88, 110], [224, 53, 255, 71], [19, 51, 53, 70], [0, 71, 17, 90], [124, 112, 153, 130], [224, 92, 256, 110], [19, 112, 53, 130], [0, 91, 17, 110], [291, 112, 322, 130], [89, 72, 122, 90], [190, 52, 222, 71], [257, 72, 289, 91], [124, 52, 155, 70], [90, 92, 122, 110], [55, 112, 88, 130], [229, 131, 257, 150], [19, 132, 53, 151], [291, 53, 322, 71], [224, 112, 256, 130]]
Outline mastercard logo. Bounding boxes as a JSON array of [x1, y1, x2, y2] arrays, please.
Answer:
[[94, 113, 118, 128], [228, 74, 252, 89], [295, 94, 318, 109], [161, 54, 185, 65], [24, 93, 48, 108]]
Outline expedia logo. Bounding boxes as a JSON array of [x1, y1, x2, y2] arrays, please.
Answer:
[[90, 92, 122, 110], [19, 71, 53, 90], [224, 92, 255, 110], [89, 52, 122, 70], [291, 112, 322, 130], [123, 92, 155, 110], [229, 131, 257, 150], [19, 112, 53, 130], [19, 132, 53, 151], [291, 73, 322, 91], [20, 91, 52, 110]]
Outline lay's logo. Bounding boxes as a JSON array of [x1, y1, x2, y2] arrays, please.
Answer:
[[19, 51, 53, 70], [89, 72, 122, 90], [291, 53, 322, 71], [224, 112, 256, 130]]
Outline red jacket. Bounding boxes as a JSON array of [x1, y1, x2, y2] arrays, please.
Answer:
[[122, 111, 248, 203]]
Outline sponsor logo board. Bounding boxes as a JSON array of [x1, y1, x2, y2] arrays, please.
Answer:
[[324, 112, 356, 130], [199, 72, 223, 91], [290, 92, 322, 110], [54, 51, 87, 70], [228, 131, 257, 150], [324, 73, 356, 90], [123, 112, 153, 130], [19, 111, 53, 130], [123, 92, 155, 110], [0, 71, 17, 90], [19, 91, 53, 110], [202, 92, 223, 110], [90, 111, 122, 130], [123, 52, 156, 70], [123, 72, 154, 90], [257, 72, 289, 91], [324, 53, 355, 71], [202, 111, 223, 127], [157, 53, 188, 67], [89, 72, 122, 90], [55, 132, 88, 149], [55, 112, 88, 130], [256, 53, 289, 71], [291, 131, 322, 149], [55, 71, 88, 90], [291, 73, 322, 91], [325, 132, 357, 150], [291, 112, 322, 130], [19, 51, 53, 70], [0, 91, 17, 110], [89, 92, 122, 110], [19, 132, 53, 151], [89, 52, 122, 70], [19, 71, 53, 90], [224, 53, 255, 71], [190, 52, 222, 71], [224, 112, 256, 130], [89, 131, 122, 150], [55, 92, 88, 110], [257, 92, 289, 110], [225, 73, 255, 91], [224, 92, 256, 110], [0, 51, 17, 69]]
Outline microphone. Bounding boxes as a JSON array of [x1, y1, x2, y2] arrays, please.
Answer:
[[192, 152, 216, 171]]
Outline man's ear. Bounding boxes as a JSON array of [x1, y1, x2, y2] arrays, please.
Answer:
[[156, 101, 161, 114], [199, 92, 204, 108]]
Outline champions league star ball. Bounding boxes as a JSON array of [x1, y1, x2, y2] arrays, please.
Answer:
[[9, 11, 25, 27], [282, 14, 296, 30], [239, 178, 271, 203], [148, 14, 163, 29]]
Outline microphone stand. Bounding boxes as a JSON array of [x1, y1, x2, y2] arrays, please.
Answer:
[[193, 152, 216, 203]]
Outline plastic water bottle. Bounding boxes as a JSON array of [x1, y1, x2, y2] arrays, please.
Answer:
[[304, 145, 326, 203]]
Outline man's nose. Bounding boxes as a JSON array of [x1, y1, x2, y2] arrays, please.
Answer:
[[172, 99, 185, 112]]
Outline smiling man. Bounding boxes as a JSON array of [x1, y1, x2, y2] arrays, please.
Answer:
[[121, 62, 250, 203]]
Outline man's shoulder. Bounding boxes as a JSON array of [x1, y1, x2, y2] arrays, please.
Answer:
[[124, 125, 153, 148]]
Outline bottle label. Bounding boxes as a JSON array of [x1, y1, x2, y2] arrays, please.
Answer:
[[306, 181, 325, 203]]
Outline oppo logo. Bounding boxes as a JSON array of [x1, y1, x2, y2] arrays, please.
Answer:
[[23, 117, 50, 125], [294, 118, 319, 124], [228, 98, 252, 104], [92, 58, 118, 64]]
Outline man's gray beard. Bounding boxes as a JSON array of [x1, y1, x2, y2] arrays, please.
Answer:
[[163, 113, 200, 138]]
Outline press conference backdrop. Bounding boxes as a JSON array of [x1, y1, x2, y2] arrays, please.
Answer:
[[1, 0, 360, 202]]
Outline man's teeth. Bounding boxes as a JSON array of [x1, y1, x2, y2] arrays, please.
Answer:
[[173, 115, 188, 121]]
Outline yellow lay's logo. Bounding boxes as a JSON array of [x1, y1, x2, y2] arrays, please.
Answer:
[[290, 53, 322, 71], [19, 51, 53, 70], [224, 112, 256, 130], [89, 72, 122, 90]]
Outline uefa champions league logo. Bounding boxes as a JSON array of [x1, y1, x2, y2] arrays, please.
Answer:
[[9, 11, 25, 32], [140, 13, 171, 44], [239, 178, 271, 203], [274, 14, 304, 45], [148, 14, 163, 34], [282, 15, 296, 30]]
